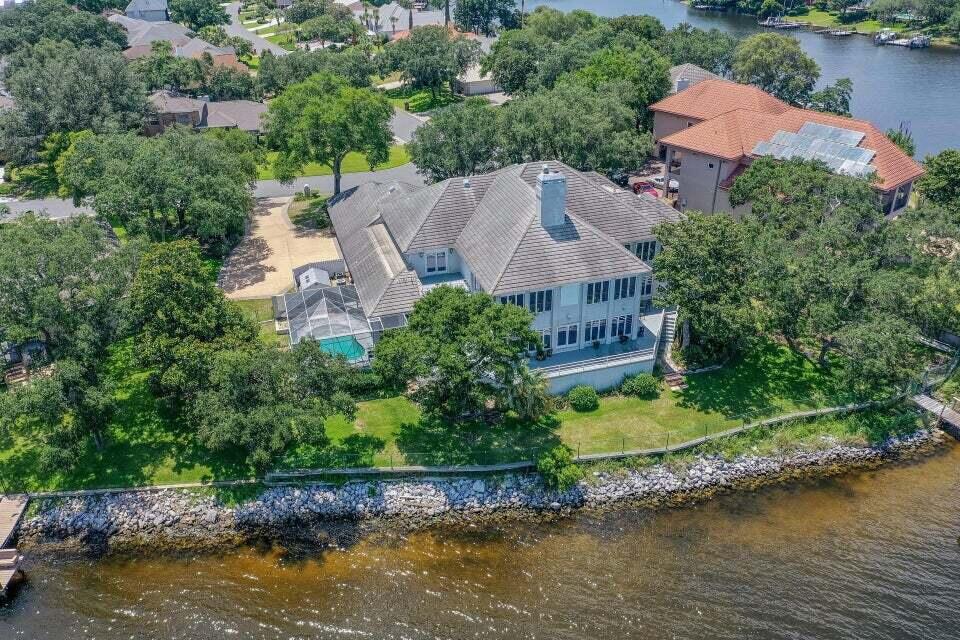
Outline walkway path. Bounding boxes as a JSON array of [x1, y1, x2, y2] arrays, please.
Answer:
[[225, 1, 289, 56], [912, 394, 960, 430], [0, 495, 27, 597]]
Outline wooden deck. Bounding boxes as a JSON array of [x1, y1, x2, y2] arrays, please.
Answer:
[[912, 394, 960, 429], [0, 495, 27, 597]]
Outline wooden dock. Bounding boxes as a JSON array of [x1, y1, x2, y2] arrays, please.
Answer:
[[0, 495, 27, 598], [912, 394, 960, 440]]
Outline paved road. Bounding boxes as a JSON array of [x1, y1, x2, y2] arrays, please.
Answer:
[[254, 162, 424, 197], [225, 2, 289, 56], [390, 108, 428, 143], [2, 198, 92, 220]]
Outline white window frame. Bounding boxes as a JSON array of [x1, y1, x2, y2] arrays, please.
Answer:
[[614, 276, 637, 300], [499, 293, 525, 307], [586, 280, 609, 305], [556, 323, 578, 348], [425, 250, 447, 274], [635, 240, 657, 263], [640, 276, 653, 297], [584, 319, 606, 342], [612, 314, 634, 338], [527, 289, 553, 314]]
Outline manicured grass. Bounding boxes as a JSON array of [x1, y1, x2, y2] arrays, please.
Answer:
[[257, 145, 411, 180], [266, 32, 297, 51], [0, 341, 255, 492], [281, 341, 859, 469], [233, 298, 287, 348], [241, 54, 260, 70], [385, 86, 462, 113], [785, 9, 906, 33], [287, 193, 331, 229]]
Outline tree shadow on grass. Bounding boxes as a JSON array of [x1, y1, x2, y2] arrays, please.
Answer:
[[394, 413, 563, 467], [675, 340, 853, 421], [280, 433, 387, 469]]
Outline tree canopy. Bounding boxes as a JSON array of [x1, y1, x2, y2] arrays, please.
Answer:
[[168, 0, 231, 30], [372, 287, 541, 422], [0, 0, 126, 55], [453, 0, 517, 36], [263, 73, 393, 193], [0, 39, 147, 164], [256, 48, 374, 95], [379, 25, 481, 99], [732, 32, 820, 106], [61, 126, 256, 249], [917, 149, 960, 217], [407, 97, 500, 181]]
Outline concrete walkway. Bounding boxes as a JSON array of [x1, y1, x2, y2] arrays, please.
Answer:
[[225, 1, 289, 56], [217, 197, 340, 299], [2, 198, 92, 220]]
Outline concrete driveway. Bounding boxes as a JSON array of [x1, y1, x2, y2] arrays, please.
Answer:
[[218, 197, 340, 299]]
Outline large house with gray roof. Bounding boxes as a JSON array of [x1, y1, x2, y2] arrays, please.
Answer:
[[317, 161, 683, 392]]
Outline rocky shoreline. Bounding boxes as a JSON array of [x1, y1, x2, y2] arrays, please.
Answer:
[[17, 428, 950, 552]]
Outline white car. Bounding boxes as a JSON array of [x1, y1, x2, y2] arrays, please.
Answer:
[[652, 175, 679, 192]]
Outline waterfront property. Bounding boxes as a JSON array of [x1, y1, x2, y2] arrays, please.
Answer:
[[322, 162, 683, 392], [667, 63, 720, 94], [650, 79, 925, 218]]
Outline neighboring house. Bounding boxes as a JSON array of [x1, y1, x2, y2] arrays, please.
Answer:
[[455, 63, 500, 96], [322, 161, 683, 392], [109, 14, 246, 70], [146, 90, 268, 135], [368, 2, 444, 35], [125, 0, 169, 22], [650, 79, 925, 218], [668, 63, 720, 94]]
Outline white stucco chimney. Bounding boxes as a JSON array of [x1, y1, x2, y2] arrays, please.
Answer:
[[536, 165, 566, 228]]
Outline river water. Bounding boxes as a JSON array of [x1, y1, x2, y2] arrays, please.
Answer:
[[3, 443, 959, 638], [528, 0, 960, 158]]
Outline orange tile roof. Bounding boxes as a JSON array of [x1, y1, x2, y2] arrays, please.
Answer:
[[654, 82, 925, 192], [650, 78, 792, 121]]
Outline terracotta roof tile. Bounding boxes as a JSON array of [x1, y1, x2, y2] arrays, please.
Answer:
[[650, 78, 792, 121], [659, 104, 924, 192]]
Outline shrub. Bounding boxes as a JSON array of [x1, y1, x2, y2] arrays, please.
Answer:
[[567, 385, 599, 412], [536, 445, 583, 491], [621, 373, 661, 398]]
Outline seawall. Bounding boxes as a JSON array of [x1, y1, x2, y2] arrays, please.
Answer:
[[16, 428, 949, 552]]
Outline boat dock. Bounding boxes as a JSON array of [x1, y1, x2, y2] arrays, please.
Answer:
[[0, 495, 28, 598]]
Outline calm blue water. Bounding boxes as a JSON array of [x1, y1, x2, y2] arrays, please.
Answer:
[[528, 0, 960, 158]]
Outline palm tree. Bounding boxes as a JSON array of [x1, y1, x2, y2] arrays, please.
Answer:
[[503, 367, 552, 423], [390, 14, 399, 35], [398, 0, 414, 31]]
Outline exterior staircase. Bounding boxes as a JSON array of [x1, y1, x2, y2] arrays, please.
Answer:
[[3, 364, 27, 387], [657, 308, 678, 363]]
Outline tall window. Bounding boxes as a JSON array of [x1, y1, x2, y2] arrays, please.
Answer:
[[499, 293, 525, 307], [527, 289, 553, 313], [640, 276, 653, 297], [528, 329, 551, 352], [586, 280, 609, 305], [425, 250, 447, 273], [614, 276, 637, 300], [612, 314, 634, 338], [584, 319, 606, 342], [556, 323, 578, 348], [635, 240, 658, 262]]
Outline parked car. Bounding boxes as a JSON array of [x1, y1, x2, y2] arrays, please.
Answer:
[[652, 175, 679, 192], [607, 169, 631, 187], [632, 181, 659, 197]]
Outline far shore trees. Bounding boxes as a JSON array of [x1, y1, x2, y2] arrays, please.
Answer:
[[263, 73, 393, 194]]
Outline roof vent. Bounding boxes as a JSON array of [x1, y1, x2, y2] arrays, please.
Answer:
[[541, 164, 550, 175], [463, 178, 471, 188], [388, 185, 396, 193]]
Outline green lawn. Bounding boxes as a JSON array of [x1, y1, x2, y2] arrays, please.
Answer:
[[385, 86, 462, 113], [786, 9, 906, 33], [0, 340, 881, 491], [266, 32, 297, 51], [281, 341, 858, 469], [233, 298, 287, 348], [0, 341, 255, 492], [257, 145, 411, 180]]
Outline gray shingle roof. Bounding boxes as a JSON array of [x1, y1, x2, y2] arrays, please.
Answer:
[[327, 182, 425, 318], [108, 15, 191, 48], [329, 161, 683, 312], [669, 63, 721, 93], [205, 100, 268, 132], [125, 0, 168, 13]]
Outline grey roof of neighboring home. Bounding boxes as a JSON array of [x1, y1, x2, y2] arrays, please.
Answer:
[[176, 38, 234, 57], [329, 161, 682, 313], [205, 100, 268, 132], [125, 0, 168, 13], [148, 89, 202, 114], [669, 63, 720, 92], [108, 15, 192, 47]]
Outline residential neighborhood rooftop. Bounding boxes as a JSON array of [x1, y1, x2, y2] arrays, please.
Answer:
[[328, 162, 682, 319], [652, 79, 924, 191]]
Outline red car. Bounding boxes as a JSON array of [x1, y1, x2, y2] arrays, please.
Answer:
[[632, 181, 659, 197]]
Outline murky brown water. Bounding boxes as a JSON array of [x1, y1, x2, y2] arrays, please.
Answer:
[[3, 445, 960, 639]]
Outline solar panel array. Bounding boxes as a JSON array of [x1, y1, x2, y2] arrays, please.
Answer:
[[752, 122, 876, 178]]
